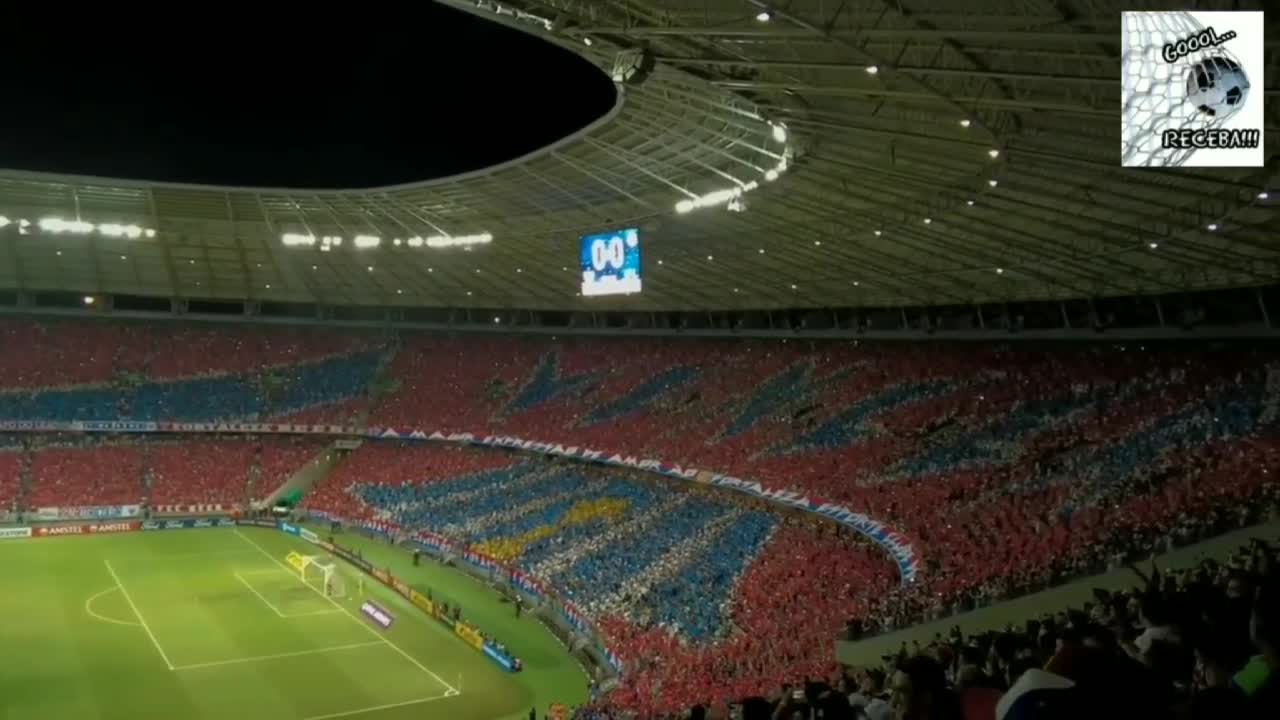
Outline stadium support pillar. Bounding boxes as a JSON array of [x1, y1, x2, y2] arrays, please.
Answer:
[[1154, 298, 1166, 327], [1060, 302, 1071, 328], [1259, 288, 1272, 328], [171, 298, 188, 315]]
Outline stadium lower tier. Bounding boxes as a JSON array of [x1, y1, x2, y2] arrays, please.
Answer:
[[5, 320, 1280, 713], [0, 436, 326, 514], [300, 438, 1280, 716]]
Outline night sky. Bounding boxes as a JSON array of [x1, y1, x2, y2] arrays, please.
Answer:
[[0, 5, 616, 188]]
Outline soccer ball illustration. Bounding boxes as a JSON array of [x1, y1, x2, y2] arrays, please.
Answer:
[[1185, 57, 1250, 118]]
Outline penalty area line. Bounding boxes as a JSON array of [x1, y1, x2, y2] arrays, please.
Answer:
[[234, 571, 287, 618], [301, 692, 457, 720], [172, 641, 384, 671], [104, 559, 176, 670], [233, 528, 459, 695]]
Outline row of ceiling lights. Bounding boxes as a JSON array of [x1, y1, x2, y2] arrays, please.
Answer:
[[44, 187, 1270, 277], [280, 232, 493, 251], [0, 215, 157, 239]]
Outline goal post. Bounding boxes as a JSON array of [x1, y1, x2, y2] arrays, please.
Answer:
[[286, 550, 346, 599]]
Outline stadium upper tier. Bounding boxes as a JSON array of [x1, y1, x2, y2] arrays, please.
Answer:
[[4, 319, 1279, 714], [3, 319, 1278, 569], [0, 0, 1275, 311]]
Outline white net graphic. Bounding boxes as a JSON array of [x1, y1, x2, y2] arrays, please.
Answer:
[[1121, 12, 1243, 167]]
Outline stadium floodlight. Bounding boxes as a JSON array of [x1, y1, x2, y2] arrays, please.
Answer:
[[771, 124, 787, 143], [0, 216, 8, 228], [98, 223, 145, 239], [39, 218, 95, 234], [82, 295, 95, 305], [426, 232, 492, 248], [865, 65, 879, 74], [756, 11, 770, 22], [959, 119, 972, 128], [353, 234, 381, 249], [406, 236, 425, 248], [282, 233, 317, 247]]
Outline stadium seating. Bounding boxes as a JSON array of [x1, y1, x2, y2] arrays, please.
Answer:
[[0, 349, 386, 423], [147, 440, 255, 507], [7, 320, 1280, 717], [0, 319, 379, 391], [27, 445, 144, 508], [302, 446, 898, 714], [0, 447, 24, 513], [0, 319, 387, 423]]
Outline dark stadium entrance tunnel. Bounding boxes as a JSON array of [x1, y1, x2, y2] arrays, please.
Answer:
[[0, 4, 618, 188]]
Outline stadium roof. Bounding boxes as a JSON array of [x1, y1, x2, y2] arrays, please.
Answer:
[[0, 0, 1277, 312]]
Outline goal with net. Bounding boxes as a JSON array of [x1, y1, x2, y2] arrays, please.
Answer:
[[1121, 11, 1249, 167], [286, 550, 346, 598]]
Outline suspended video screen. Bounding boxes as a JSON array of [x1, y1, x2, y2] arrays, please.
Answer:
[[579, 228, 641, 297]]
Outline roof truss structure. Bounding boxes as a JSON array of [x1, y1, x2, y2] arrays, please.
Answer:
[[0, 0, 1276, 311]]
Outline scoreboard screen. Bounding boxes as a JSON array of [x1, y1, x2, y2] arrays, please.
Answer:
[[579, 228, 641, 297]]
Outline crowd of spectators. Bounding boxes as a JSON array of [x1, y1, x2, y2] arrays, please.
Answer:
[[0, 448, 23, 514], [147, 440, 255, 506], [0, 436, 326, 512], [0, 319, 379, 390], [4, 321, 1280, 719], [0, 319, 387, 423], [26, 444, 145, 508]]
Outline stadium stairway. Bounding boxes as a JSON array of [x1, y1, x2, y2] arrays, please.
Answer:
[[257, 442, 342, 508]]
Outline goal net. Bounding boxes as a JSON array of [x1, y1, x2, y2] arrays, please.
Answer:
[[288, 551, 346, 599], [1121, 12, 1245, 167]]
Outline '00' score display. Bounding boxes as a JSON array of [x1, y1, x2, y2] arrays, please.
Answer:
[[579, 228, 642, 297]]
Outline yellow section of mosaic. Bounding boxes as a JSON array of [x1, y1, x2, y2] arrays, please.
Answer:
[[475, 497, 629, 563]]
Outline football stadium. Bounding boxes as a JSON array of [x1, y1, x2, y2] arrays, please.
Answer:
[[1, 2, 1279, 720]]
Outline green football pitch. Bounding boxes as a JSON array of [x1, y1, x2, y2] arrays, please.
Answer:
[[0, 526, 588, 720]]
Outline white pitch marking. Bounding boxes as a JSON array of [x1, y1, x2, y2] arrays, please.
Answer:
[[233, 529, 459, 695], [281, 608, 344, 618], [172, 641, 384, 671], [84, 586, 141, 627], [235, 571, 287, 618], [151, 548, 262, 559], [104, 559, 175, 670], [301, 692, 456, 720]]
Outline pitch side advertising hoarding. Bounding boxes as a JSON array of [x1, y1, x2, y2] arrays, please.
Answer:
[[32, 522, 140, 537], [142, 518, 236, 531]]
